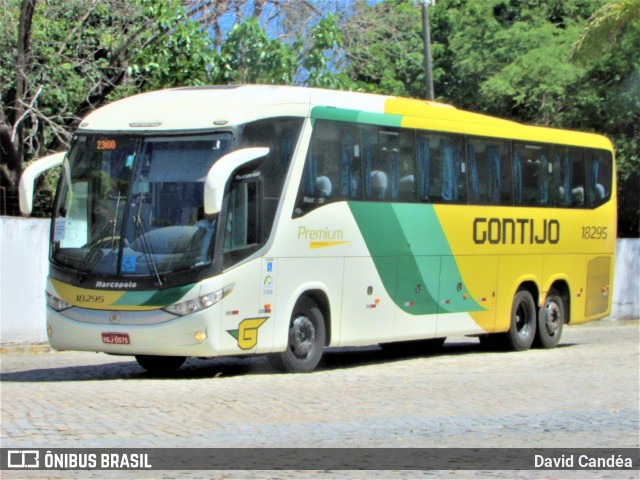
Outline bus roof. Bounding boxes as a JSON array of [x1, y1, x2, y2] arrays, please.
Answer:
[[78, 85, 613, 151]]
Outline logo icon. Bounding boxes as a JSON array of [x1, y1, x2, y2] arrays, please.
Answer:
[[226, 317, 268, 350], [7, 450, 39, 468]]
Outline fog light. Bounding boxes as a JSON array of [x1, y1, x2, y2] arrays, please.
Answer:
[[47, 324, 53, 337], [194, 331, 207, 343]]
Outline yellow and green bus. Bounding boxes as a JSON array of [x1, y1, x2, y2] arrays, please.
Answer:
[[20, 86, 616, 373]]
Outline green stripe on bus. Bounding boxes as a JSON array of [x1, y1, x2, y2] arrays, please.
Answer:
[[113, 283, 196, 308], [141, 284, 196, 307], [310, 107, 403, 128], [348, 202, 483, 314]]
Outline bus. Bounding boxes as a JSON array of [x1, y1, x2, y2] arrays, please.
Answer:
[[20, 85, 616, 373]]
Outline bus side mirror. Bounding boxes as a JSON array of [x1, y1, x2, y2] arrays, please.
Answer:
[[204, 147, 269, 215], [19, 152, 66, 216]]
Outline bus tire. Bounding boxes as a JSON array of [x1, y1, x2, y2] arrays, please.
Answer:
[[269, 297, 325, 373], [506, 289, 537, 351], [135, 355, 186, 373], [535, 290, 564, 348]]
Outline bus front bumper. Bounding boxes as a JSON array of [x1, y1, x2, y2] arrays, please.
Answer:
[[46, 306, 222, 357]]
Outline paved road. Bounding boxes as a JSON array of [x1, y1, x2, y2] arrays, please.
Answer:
[[1, 321, 638, 479]]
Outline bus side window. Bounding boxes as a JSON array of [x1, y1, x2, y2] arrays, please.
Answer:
[[417, 135, 430, 202], [513, 143, 552, 206], [223, 177, 264, 269], [364, 128, 414, 202], [398, 130, 417, 202], [420, 133, 464, 204], [572, 149, 586, 207], [224, 179, 261, 252], [294, 121, 359, 216], [586, 150, 612, 208], [467, 138, 510, 205], [555, 147, 585, 208], [438, 135, 466, 204]]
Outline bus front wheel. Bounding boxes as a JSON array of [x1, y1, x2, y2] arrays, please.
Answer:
[[135, 355, 186, 373], [535, 290, 564, 348], [506, 289, 537, 351], [269, 297, 325, 373]]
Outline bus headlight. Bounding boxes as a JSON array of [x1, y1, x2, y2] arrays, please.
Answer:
[[46, 291, 72, 311], [164, 284, 233, 316]]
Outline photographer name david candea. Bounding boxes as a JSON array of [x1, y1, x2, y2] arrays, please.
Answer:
[[534, 454, 634, 469]]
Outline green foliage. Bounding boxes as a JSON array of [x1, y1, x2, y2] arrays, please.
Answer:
[[299, 14, 354, 89], [341, 0, 639, 235], [341, 1, 426, 97], [571, 0, 640, 62], [210, 13, 352, 88], [1, 0, 215, 215], [561, 21, 640, 236], [128, 0, 214, 91], [212, 17, 297, 84]]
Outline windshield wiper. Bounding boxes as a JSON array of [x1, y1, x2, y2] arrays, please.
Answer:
[[110, 192, 123, 252], [80, 217, 115, 275], [133, 200, 163, 287]]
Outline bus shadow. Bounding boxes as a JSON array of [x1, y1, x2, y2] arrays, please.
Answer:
[[0, 341, 578, 382], [0, 355, 273, 383]]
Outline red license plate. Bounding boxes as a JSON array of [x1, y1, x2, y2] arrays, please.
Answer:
[[102, 332, 130, 345]]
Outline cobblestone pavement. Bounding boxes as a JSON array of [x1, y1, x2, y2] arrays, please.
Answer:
[[1, 321, 638, 479]]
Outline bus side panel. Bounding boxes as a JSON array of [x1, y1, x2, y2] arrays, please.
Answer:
[[219, 260, 268, 355], [393, 256, 439, 341], [340, 257, 396, 345], [274, 257, 345, 350], [541, 254, 587, 324], [494, 254, 544, 333], [581, 253, 614, 323], [445, 255, 498, 336]]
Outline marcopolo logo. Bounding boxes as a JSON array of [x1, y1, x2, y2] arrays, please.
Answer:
[[95, 281, 138, 289]]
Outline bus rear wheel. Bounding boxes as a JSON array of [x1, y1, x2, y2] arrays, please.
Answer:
[[269, 297, 325, 373], [135, 355, 186, 373], [535, 290, 564, 348]]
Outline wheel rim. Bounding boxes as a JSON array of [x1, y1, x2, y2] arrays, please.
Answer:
[[544, 300, 561, 336], [515, 300, 533, 338], [289, 315, 316, 359]]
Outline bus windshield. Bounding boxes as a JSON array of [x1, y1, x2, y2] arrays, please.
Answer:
[[52, 133, 232, 281]]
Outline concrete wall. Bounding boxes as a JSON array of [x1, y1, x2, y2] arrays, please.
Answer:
[[0, 217, 50, 343], [1, 216, 638, 344], [610, 238, 640, 320]]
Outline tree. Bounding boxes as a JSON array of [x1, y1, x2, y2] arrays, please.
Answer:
[[340, 0, 638, 236], [340, 0, 432, 97], [570, 0, 640, 62], [564, 19, 640, 237], [0, 0, 213, 215]]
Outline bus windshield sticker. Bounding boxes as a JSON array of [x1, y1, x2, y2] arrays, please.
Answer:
[[53, 218, 66, 242], [121, 255, 137, 273]]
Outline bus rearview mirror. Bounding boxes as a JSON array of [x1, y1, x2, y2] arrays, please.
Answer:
[[204, 147, 269, 215], [19, 151, 66, 216]]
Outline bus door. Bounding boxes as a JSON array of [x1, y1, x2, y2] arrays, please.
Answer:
[[219, 174, 274, 355]]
